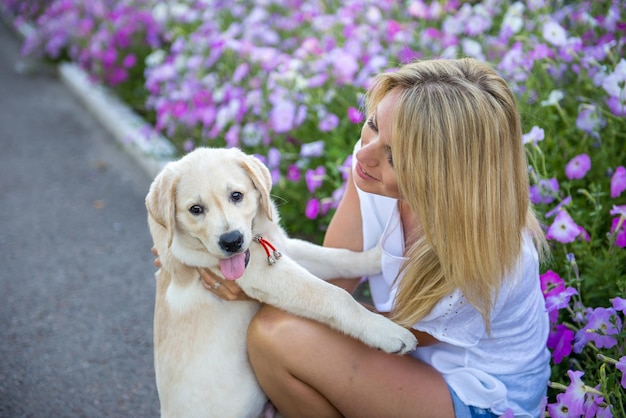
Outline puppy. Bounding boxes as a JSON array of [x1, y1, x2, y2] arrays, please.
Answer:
[[146, 147, 417, 417]]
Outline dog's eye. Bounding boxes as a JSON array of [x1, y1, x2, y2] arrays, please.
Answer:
[[189, 205, 204, 215], [230, 192, 243, 203]]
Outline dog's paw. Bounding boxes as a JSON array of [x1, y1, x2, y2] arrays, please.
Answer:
[[361, 315, 418, 355]]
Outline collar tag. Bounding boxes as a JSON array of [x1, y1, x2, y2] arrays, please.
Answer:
[[253, 235, 282, 265]]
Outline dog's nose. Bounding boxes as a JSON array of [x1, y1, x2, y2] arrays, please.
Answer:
[[219, 231, 244, 253]]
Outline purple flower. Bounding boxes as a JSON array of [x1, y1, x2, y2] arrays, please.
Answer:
[[565, 154, 591, 180], [522, 125, 545, 145], [617, 356, 626, 389], [304, 198, 320, 220], [529, 178, 559, 204], [563, 370, 586, 416], [610, 166, 626, 198], [545, 286, 578, 313], [305, 166, 326, 193], [270, 100, 296, 133], [348, 107, 364, 124], [318, 113, 339, 132], [286, 164, 301, 182], [612, 297, 626, 315], [576, 104, 605, 137], [300, 141, 325, 158], [583, 307, 621, 349], [546, 210, 581, 243], [547, 324, 574, 364], [545, 196, 572, 218], [547, 392, 581, 418]]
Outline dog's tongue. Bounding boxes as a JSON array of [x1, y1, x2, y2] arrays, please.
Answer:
[[219, 252, 247, 280]]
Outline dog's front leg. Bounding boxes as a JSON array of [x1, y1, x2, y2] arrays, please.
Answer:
[[238, 253, 417, 355], [283, 238, 382, 281]]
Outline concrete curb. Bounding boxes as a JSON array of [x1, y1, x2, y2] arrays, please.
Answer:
[[57, 63, 176, 179]]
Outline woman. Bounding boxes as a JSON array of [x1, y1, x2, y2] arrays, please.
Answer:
[[201, 58, 551, 417]]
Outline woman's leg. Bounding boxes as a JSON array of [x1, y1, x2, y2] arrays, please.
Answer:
[[247, 305, 454, 418]]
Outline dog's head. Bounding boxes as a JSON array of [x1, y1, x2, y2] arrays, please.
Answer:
[[145, 147, 273, 279]]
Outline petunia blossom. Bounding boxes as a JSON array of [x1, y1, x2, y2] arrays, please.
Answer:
[[545, 286, 578, 313], [522, 125, 545, 145], [562, 370, 586, 416], [529, 178, 559, 204], [612, 297, 626, 315], [305, 166, 326, 193], [300, 141, 325, 158], [583, 307, 621, 349], [304, 198, 320, 220], [347, 107, 364, 124], [546, 210, 580, 243], [547, 324, 574, 364], [540, 270, 565, 298], [610, 166, 626, 198], [565, 154, 591, 180]]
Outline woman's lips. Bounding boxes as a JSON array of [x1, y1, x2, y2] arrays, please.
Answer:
[[355, 162, 378, 181]]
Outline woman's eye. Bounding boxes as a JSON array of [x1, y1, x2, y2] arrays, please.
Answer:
[[189, 205, 204, 215], [231, 191, 243, 202], [367, 116, 378, 132]]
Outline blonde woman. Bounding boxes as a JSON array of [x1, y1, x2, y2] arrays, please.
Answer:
[[205, 58, 551, 417]]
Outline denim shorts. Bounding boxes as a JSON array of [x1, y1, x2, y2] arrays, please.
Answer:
[[448, 386, 498, 418]]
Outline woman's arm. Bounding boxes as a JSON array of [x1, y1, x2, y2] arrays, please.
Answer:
[[323, 170, 364, 294]]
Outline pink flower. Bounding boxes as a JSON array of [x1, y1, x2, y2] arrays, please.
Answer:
[[610, 166, 626, 198], [565, 154, 591, 180], [563, 370, 586, 416], [540, 270, 565, 298], [546, 210, 581, 243]]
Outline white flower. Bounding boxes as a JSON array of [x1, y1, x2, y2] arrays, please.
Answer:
[[541, 90, 564, 107], [542, 20, 568, 47]]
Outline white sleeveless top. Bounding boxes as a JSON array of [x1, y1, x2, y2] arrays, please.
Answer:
[[354, 145, 551, 417]]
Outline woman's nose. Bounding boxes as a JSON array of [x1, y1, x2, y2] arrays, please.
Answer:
[[356, 141, 379, 167]]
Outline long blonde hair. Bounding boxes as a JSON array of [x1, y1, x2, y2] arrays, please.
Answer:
[[364, 58, 546, 331]]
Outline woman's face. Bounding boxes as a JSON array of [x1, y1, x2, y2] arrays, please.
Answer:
[[354, 89, 401, 199]]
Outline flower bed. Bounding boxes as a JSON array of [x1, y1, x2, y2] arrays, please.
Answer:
[[4, 0, 625, 415]]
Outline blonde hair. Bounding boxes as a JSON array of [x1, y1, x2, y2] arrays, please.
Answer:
[[364, 58, 546, 331]]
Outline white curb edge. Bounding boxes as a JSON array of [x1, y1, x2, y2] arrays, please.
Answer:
[[57, 62, 176, 179]]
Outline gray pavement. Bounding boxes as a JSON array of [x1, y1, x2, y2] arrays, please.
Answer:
[[0, 20, 160, 417]]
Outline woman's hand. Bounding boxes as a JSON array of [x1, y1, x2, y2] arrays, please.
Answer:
[[198, 268, 254, 302]]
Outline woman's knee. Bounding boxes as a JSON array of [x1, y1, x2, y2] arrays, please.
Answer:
[[247, 305, 301, 354]]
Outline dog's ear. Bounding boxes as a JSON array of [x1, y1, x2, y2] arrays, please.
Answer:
[[145, 162, 179, 248], [240, 154, 273, 221]]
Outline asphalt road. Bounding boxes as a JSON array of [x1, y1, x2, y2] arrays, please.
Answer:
[[0, 20, 160, 417]]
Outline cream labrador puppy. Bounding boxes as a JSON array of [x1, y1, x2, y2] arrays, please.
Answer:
[[146, 147, 417, 418]]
